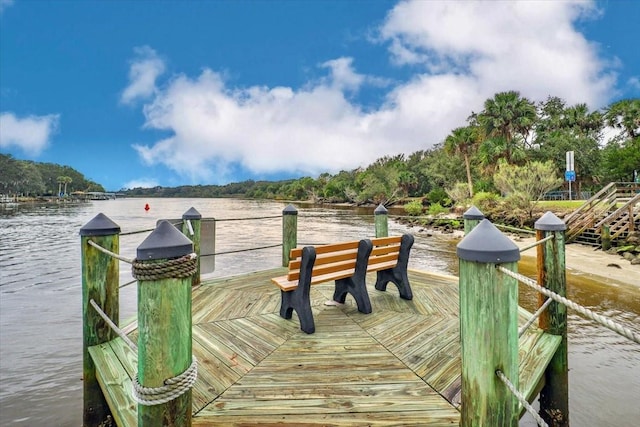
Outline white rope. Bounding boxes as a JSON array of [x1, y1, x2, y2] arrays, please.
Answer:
[[496, 370, 549, 427], [519, 235, 554, 253], [89, 299, 137, 352], [519, 297, 553, 338], [497, 266, 640, 344], [132, 357, 198, 406], [186, 219, 194, 236], [87, 239, 134, 264]]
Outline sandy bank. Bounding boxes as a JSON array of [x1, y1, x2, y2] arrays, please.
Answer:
[[511, 235, 640, 289]]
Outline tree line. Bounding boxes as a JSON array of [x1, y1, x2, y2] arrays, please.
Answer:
[[125, 93, 639, 207], [0, 154, 105, 197]]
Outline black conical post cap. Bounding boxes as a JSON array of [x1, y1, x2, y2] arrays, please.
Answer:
[[182, 207, 201, 220], [463, 206, 484, 220], [374, 204, 388, 215], [80, 213, 120, 236], [137, 220, 193, 260], [457, 219, 520, 263], [283, 204, 298, 215], [535, 211, 566, 231]]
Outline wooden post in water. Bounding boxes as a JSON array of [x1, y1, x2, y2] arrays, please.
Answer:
[[535, 212, 569, 427], [182, 207, 202, 286], [80, 213, 121, 427], [457, 219, 520, 427], [135, 220, 195, 427], [463, 205, 484, 235], [601, 224, 611, 251], [282, 204, 297, 266], [374, 204, 389, 238]]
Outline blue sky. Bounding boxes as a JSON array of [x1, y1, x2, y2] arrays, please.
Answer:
[[1, 0, 638, 192]]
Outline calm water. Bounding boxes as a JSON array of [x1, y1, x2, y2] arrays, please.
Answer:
[[0, 198, 638, 426]]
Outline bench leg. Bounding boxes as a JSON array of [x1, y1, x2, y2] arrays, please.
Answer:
[[279, 246, 316, 334], [375, 268, 412, 300], [374, 234, 414, 300], [333, 277, 372, 314]]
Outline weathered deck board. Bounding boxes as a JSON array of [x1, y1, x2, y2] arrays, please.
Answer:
[[89, 268, 561, 426]]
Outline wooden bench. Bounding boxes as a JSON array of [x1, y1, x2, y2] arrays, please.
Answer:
[[368, 234, 414, 300], [272, 239, 373, 334], [271, 234, 414, 334]]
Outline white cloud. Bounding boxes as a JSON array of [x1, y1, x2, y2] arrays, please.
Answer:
[[0, 0, 14, 15], [0, 112, 59, 155], [628, 77, 640, 91], [380, 0, 615, 107], [127, 0, 620, 184], [121, 178, 159, 190], [120, 46, 166, 105]]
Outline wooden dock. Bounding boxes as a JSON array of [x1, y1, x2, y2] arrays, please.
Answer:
[[89, 268, 561, 426]]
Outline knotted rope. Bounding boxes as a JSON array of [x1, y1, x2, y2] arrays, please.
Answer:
[[131, 253, 197, 281], [132, 357, 198, 406]]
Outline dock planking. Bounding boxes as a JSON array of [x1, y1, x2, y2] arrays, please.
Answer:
[[89, 268, 560, 426]]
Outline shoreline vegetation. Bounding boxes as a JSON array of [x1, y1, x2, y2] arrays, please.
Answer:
[[3, 194, 638, 288]]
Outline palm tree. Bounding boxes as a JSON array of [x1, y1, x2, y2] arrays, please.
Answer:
[[604, 98, 640, 139], [444, 126, 479, 197], [63, 176, 72, 196], [478, 91, 537, 163], [57, 176, 72, 196]]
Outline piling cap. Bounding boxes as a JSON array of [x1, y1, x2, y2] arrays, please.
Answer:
[[374, 204, 388, 215], [283, 204, 298, 215], [457, 219, 520, 263], [79, 213, 120, 236], [535, 211, 566, 231], [137, 220, 193, 260], [182, 207, 201, 220], [463, 206, 484, 220]]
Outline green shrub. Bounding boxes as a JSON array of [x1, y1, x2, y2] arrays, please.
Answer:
[[428, 202, 449, 216], [471, 191, 500, 212], [427, 188, 452, 207], [404, 200, 424, 216]]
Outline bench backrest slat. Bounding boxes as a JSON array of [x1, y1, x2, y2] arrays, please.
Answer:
[[284, 235, 403, 284]]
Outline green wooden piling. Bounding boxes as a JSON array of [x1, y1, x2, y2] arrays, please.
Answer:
[[535, 212, 569, 427], [601, 224, 611, 251], [463, 205, 484, 235], [135, 220, 194, 427], [457, 219, 520, 427], [374, 204, 389, 238], [80, 213, 121, 427], [182, 207, 202, 286], [282, 205, 298, 266]]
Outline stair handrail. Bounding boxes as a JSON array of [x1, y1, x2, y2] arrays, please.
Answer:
[[594, 193, 640, 230], [564, 182, 617, 225]]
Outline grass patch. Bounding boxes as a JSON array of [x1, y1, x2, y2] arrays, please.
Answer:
[[537, 200, 584, 209]]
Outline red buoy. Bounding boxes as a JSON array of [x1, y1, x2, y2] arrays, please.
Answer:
[[144, 203, 150, 211]]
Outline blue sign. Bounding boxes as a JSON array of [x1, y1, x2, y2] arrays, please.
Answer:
[[565, 170, 576, 182]]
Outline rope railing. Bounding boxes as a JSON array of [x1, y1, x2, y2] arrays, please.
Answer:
[[89, 299, 137, 352], [89, 299, 198, 406], [213, 215, 281, 222], [494, 224, 536, 235], [519, 297, 553, 338], [496, 266, 640, 344], [200, 243, 282, 257], [87, 239, 134, 264], [519, 234, 554, 253], [495, 370, 549, 427], [120, 227, 156, 236]]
